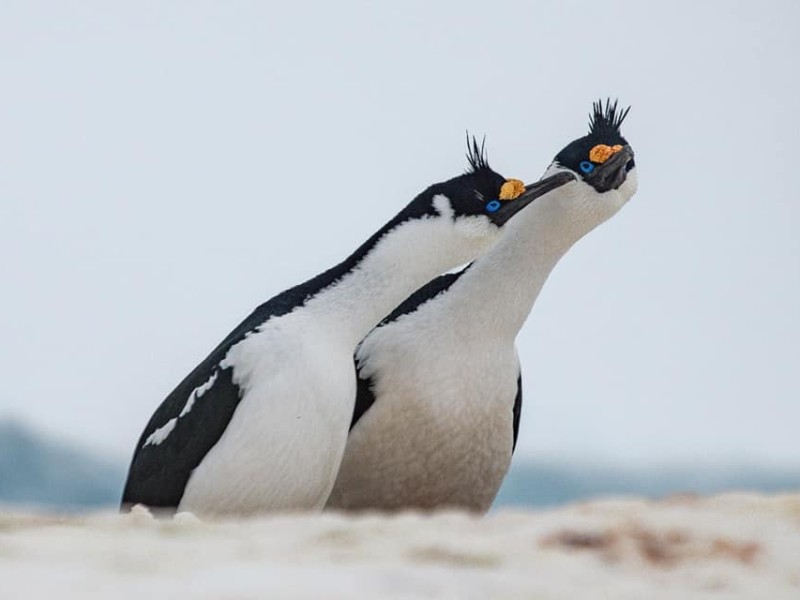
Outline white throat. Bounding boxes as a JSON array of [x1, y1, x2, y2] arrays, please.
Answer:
[[442, 179, 628, 339]]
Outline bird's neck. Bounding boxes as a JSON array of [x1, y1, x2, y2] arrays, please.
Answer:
[[299, 207, 494, 349], [450, 198, 607, 340]]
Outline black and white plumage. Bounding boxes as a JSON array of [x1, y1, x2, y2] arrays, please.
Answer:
[[326, 100, 639, 513], [120, 141, 573, 516]]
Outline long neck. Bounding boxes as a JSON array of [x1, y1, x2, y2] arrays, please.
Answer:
[[445, 196, 608, 340], [299, 207, 494, 348]]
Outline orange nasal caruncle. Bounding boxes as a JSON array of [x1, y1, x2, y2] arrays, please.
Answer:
[[588, 144, 624, 164], [499, 179, 526, 201]]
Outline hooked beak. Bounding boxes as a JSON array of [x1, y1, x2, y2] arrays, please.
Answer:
[[584, 145, 634, 193], [492, 171, 576, 226]]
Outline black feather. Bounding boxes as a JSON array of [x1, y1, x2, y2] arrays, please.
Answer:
[[588, 98, 631, 137], [512, 373, 522, 453], [465, 132, 490, 173]]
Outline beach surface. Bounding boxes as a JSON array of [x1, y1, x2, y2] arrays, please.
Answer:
[[2, 493, 799, 599]]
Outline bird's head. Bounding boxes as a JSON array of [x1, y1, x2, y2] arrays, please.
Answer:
[[546, 98, 637, 208], [398, 136, 575, 255], [533, 99, 637, 228]]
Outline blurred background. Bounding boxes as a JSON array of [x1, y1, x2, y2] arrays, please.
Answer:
[[1, 0, 798, 512]]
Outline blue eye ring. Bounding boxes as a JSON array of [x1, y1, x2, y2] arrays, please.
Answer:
[[485, 199, 502, 213], [579, 160, 595, 174]]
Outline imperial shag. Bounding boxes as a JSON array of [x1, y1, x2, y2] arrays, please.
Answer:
[[327, 100, 638, 512], [121, 140, 573, 516]]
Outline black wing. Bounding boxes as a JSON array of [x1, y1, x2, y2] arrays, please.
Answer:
[[349, 370, 377, 431], [377, 269, 468, 328], [512, 372, 522, 453], [349, 268, 469, 430], [121, 360, 241, 511], [121, 287, 313, 512]]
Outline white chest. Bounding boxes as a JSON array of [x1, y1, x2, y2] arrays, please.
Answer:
[[179, 312, 356, 515], [329, 322, 519, 512]]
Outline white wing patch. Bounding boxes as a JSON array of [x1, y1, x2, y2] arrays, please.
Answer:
[[180, 371, 219, 417], [431, 194, 454, 219], [143, 418, 177, 447], [141, 370, 220, 449]]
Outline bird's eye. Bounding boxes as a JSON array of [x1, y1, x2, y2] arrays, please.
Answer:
[[485, 200, 501, 213], [579, 161, 595, 174]]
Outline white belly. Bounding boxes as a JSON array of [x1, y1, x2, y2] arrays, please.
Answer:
[[179, 317, 356, 516], [328, 336, 519, 513]]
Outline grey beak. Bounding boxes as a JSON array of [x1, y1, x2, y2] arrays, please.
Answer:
[[492, 171, 576, 226]]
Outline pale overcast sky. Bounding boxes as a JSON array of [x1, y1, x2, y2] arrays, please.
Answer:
[[1, 1, 798, 466]]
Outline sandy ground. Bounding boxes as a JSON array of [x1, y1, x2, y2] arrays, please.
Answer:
[[1, 493, 799, 599]]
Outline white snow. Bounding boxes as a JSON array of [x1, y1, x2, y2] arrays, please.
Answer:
[[1, 493, 799, 599]]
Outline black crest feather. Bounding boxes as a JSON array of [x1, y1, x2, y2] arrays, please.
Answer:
[[589, 98, 631, 136], [465, 132, 490, 172]]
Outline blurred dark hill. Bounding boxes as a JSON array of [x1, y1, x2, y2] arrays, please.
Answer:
[[495, 460, 800, 508], [1, 418, 799, 512], [0, 419, 125, 511]]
